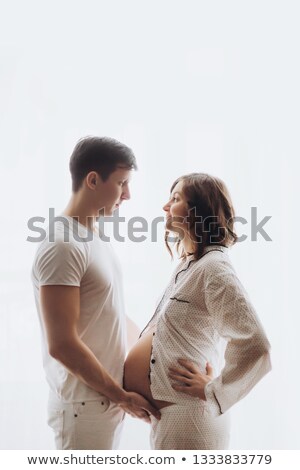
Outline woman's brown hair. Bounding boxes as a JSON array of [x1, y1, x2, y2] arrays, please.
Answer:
[[165, 173, 238, 260]]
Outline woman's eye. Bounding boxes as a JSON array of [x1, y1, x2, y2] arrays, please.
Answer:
[[172, 197, 178, 202]]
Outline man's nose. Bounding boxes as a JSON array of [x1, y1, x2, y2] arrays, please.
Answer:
[[122, 186, 130, 200]]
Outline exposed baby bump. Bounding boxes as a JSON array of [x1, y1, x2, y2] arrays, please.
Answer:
[[124, 328, 174, 410]]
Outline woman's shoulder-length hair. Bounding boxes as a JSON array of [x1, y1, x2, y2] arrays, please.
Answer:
[[165, 172, 238, 260]]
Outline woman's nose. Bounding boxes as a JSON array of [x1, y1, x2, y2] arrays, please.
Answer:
[[163, 202, 170, 212]]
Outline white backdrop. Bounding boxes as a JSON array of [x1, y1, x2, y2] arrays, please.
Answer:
[[0, 0, 299, 450]]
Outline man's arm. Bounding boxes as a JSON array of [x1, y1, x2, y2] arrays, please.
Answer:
[[40, 285, 160, 421]]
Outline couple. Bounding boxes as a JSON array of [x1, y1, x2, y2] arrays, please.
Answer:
[[31, 136, 271, 450]]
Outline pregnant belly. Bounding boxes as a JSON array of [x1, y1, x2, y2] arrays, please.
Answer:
[[123, 327, 174, 410]]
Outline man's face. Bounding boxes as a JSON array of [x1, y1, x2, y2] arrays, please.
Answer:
[[95, 167, 132, 216]]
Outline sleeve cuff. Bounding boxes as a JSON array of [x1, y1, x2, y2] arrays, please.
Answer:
[[204, 381, 222, 416]]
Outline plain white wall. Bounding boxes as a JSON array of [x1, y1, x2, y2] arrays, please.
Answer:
[[0, 0, 299, 449]]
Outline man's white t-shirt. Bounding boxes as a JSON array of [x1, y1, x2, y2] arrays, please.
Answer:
[[31, 216, 127, 403]]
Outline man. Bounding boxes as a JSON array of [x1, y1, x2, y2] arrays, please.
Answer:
[[31, 136, 160, 450]]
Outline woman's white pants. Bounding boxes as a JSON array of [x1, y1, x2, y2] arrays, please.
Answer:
[[150, 403, 230, 450]]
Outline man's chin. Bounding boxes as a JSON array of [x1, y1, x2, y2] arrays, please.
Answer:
[[105, 209, 114, 216], [98, 208, 114, 217], [107, 205, 121, 216]]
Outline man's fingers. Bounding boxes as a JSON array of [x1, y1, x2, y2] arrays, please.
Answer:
[[128, 392, 161, 420], [144, 404, 161, 420], [140, 412, 151, 423], [125, 407, 153, 423]]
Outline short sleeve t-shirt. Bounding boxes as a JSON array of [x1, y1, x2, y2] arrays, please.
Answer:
[[31, 216, 127, 403]]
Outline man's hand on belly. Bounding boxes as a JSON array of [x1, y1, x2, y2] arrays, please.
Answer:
[[168, 359, 214, 400], [118, 391, 161, 422]]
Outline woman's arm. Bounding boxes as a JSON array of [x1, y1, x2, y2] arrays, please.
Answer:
[[169, 258, 271, 415], [203, 259, 271, 415]]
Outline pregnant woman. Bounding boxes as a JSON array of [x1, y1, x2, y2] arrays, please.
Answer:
[[124, 173, 271, 450]]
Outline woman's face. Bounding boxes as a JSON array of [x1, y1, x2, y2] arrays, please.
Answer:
[[163, 180, 189, 237]]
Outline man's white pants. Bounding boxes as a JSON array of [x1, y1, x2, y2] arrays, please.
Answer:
[[47, 392, 125, 450]]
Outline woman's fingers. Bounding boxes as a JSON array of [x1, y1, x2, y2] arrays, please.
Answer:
[[177, 358, 198, 373], [169, 360, 213, 400], [169, 366, 193, 379], [169, 359, 214, 384], [177, 359, 214, 378], [171, 383, 192, 395], [169, 372, 192, 384], [206, 362, 214, 378]]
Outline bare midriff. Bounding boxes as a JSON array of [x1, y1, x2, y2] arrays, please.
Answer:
[[123, 325, 174, 410]]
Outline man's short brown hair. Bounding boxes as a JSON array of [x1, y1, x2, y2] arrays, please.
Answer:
[[69, 136, 137, 192]]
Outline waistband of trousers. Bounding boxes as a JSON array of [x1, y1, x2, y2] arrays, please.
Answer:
[[48, 391, 110, 408]]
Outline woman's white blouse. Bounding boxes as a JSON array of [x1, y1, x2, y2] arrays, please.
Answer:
[[140, 246, 271, 415]]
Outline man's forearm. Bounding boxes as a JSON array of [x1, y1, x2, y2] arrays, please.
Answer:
[[50, 334, 161, 422]]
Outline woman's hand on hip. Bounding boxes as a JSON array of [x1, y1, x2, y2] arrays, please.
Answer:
[[168, 359, 213, 400]]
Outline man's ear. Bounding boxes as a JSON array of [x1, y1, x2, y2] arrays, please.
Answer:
[[86, 171, 98, 190]]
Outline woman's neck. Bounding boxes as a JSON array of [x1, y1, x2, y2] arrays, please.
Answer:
[[180, 231, 196, 257]]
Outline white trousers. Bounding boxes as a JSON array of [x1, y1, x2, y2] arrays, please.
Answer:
[[150, 403, 230, 450], [47, 392, 125, 450]]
